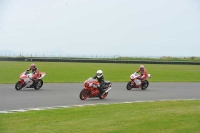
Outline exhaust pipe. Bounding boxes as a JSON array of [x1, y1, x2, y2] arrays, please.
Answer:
[[101, 87, 112, 96], [105, 87, 112, 93]]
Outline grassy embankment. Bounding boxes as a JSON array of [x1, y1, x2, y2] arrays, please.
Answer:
[[0, 61, 200, 84], [115, 56, 200, 61]]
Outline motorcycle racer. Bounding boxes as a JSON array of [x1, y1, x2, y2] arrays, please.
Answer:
[[93, 70, 105, 95], [26, 63, 40, 80], [135, 65, 149, 82]]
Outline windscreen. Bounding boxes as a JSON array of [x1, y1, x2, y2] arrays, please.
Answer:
[[87, 77, 94, 82]]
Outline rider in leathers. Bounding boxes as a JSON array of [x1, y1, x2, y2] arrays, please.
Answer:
[[27, 63, 40, 81], [93, 70, 105, 95], [135, 65, 148, 82]]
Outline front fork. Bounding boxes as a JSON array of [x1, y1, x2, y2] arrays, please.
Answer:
[[130, 80, 135, 87]]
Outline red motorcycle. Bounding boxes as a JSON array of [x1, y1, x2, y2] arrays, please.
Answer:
[[79, 77, 112, 100], [15, 71, 46, 90], [126, 72, 151, 90]]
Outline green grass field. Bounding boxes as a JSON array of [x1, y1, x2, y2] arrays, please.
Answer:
[[0, 61, 200, 84], [1, 100, 200, 133]]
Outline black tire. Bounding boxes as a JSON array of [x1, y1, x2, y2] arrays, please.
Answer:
[[34, 79, 43, 90], [79, 89, 90, 100], [99, 92, 108, 99], [141, 80, 149, 90], [126, 81, 132, 90], [15, 81, 23, 90]]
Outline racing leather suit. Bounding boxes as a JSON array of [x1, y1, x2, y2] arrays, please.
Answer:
[[27, 67, 40, 80], [93, 75, 105, 94], [136, 69, 148, 82]]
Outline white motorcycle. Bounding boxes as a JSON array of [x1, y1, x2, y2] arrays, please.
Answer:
[[126, 72, 151, 90], [15, 71, 46, 90]]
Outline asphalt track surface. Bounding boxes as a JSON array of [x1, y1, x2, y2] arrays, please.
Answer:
[[0, 83, 200, 111]]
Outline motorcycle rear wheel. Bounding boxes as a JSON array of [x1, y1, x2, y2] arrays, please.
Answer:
[[141, 80, 149, 90], [99, 92, 108, 99], [15, 81, 24, 90], [34, 79, 43, 90], [79, 89, 90, 100], [126, 81, 132, 90]]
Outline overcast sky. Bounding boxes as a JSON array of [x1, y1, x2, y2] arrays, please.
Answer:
[[0, 0, 200, 57]]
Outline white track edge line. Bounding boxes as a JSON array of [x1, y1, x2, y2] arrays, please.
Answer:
[[1, 98, 200, 114]]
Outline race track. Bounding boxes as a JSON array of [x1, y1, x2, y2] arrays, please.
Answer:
[[0, 82, 200, 111]]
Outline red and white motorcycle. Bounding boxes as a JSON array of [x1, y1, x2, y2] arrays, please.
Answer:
[[126, 72, 151, 90], [15, 71, 46, 90]]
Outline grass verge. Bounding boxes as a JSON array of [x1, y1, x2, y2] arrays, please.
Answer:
[[115, 56, 200, 61], [0, 61, 200, 83], [0, 100, 200, 133]]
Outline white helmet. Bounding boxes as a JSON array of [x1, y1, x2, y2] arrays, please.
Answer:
[[96, 70, 103, 78]]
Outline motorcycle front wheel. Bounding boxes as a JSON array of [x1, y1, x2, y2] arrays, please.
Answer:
[[15, 81, 23, 90], [79, 89, 90, 100], [126, 81, 132, 90]]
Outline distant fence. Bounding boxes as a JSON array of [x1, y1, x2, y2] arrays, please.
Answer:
[[0, 57, 200, 65], [0, 57, 26, 61]]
